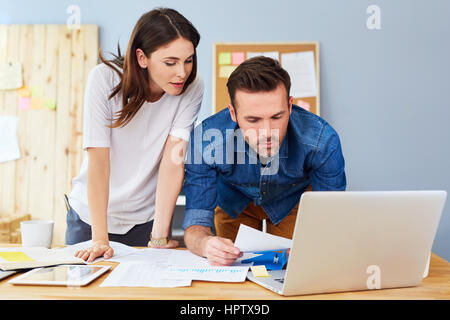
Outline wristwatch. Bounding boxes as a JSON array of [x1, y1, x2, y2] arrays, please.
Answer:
[[150, 233, 169, 246]]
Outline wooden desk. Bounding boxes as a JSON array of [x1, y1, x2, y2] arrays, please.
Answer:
[[0, 248, 449, 300]]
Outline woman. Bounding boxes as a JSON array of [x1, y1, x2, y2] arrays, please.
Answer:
[[65, 8, 203, 262]]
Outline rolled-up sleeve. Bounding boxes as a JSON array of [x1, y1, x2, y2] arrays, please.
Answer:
[[182, 124, 218, 230], [82, 65, 112, 150], [310, 124, 346, 191]]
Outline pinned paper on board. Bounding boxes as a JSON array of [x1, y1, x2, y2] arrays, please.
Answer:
[[246, 51, 279, 61], [232, 52, 245, 65], [218, 52, 232, 65], [0, 62, 23, 90], [281, 51, 317, 98], [0, 116, 21, 163], [219, 65, 237, 79]]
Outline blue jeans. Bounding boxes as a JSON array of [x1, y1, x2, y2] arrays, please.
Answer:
[[65, 205, 154, 247]]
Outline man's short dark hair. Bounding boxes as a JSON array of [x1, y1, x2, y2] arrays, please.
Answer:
[[226, 56, 291, 107]]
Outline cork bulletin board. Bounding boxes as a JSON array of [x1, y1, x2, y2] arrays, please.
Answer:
[[213, 42, 320, 116]]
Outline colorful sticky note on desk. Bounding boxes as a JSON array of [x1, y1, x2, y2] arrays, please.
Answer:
[[218, 52, 232, 65], [251, 265, 271, 277], [0, 251, 34, 262]]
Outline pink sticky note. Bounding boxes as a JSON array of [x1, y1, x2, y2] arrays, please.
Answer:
[[18, 97, 31, 110], [232, 52, 245, 65], [297, 99, 310, 111]]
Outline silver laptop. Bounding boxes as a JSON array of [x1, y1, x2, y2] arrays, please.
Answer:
[[247, 190, 447, 296]]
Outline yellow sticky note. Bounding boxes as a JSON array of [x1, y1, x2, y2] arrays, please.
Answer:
[[250, 265, 271, 277], [219, 65, 237, 79], [17, 85, 31, 97], [218, 52, 232, 65], [31, 86, 44, 98], [0, 251, 34, 262], [31, 97, 44, 110]]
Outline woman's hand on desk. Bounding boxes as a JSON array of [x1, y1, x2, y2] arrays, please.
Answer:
[[75, 240, 114, 263]]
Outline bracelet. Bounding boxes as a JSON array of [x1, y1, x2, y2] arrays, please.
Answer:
[[150, 233, 169, 246]]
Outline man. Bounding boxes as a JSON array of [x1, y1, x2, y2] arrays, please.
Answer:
[[182, 56, 346, 265]]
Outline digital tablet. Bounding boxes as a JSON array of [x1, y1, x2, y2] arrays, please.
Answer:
[[8, 265, 111, 286], [0, 270, 17, 281]]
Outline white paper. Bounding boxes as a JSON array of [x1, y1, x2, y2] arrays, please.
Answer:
[[100, 261, 191, 288], [0, 116, 21, 163], [234, 224, 292, 252], [246, 51, 279, 61], [164, 266, 249, 282], [58, 240, 140, 263], [0, 62, 22, 90], [281, 51, 317, 98]]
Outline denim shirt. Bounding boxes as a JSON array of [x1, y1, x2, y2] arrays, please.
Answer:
[[182, 105, 346, 230]]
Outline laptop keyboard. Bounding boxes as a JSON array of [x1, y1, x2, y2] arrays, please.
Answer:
[[274, 278, 284, 284]]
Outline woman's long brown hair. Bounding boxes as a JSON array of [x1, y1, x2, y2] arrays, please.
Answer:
[[99, 8, 200, 128]]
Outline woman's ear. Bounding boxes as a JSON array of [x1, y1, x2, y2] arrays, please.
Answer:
[[136, 48, 148, 69]]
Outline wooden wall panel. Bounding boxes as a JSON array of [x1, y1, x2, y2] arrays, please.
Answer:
[[0, 24, 99, 245]]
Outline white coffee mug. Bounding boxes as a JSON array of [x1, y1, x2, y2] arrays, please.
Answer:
[[20, 220, 54, 248]]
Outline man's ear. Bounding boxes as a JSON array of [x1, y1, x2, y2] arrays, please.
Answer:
[[136, 48, 148, 69], [228, 103, 237, 122], [288, 96, 293, 115]]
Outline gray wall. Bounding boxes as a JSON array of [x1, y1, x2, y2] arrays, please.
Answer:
[[2, 0, 449, 260]]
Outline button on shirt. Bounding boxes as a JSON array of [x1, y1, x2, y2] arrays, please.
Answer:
[[182, 105, 346, 230]]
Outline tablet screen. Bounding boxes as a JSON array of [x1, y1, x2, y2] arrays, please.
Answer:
[[9, 265, 110, 286]]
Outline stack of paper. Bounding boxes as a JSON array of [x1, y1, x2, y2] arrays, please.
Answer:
[[0, 247, 85, 271]]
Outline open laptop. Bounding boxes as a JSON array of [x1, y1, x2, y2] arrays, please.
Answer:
[[247, 190, 447, 296]]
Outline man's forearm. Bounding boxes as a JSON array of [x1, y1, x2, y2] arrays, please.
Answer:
[[184, 225, 214, 257]]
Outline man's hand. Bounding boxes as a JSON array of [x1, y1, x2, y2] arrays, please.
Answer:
[[201, 235, 242, 266], [75, 239, 114, 263]]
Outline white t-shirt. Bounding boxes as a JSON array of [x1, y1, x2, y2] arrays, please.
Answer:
[[68, 63, 203, 234]]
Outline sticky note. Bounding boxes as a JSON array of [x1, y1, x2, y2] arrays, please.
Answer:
[[0, 251, 34, 262], [44, 98, 56, 110], [232, 52, 245, 65], [31, 97, 44, 110], [218, 52, 232, 65], [18, 97, 31, 110], [297, 99, 310, 111], [250, 265, 271, 277], [31, 86, 44, 98], [219, 66, 237, 79], [17, 85, 31, 97]]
